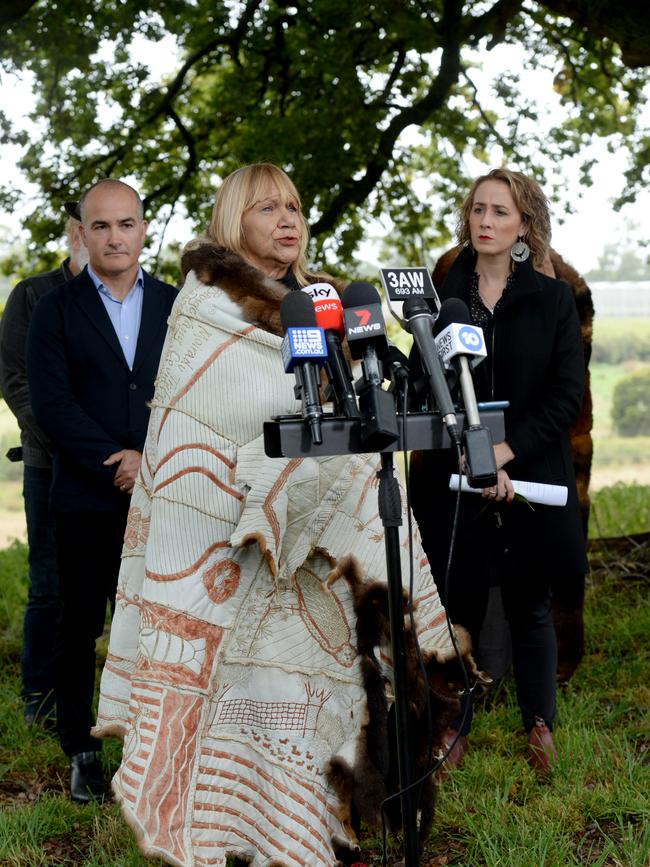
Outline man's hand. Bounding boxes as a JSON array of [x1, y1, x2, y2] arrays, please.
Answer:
[[104, 449, 142, 495]]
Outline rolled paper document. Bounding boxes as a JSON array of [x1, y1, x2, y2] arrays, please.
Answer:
[[449, 473, 568, 507]]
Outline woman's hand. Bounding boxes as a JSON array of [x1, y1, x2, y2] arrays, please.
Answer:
[[482, 467, 515, 503], [493, 440, 515, 470], [481, 441, 515, 502]]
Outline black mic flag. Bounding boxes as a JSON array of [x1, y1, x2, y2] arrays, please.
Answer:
[[401, 296, 460, 445]]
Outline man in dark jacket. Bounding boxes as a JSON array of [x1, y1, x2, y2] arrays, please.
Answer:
[[0, 213, 88, 728], [26, 179, 177, 803]]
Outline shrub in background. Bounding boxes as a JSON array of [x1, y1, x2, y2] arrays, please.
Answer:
[[611, 367, 650, 436], [591, 331, 650, 364]]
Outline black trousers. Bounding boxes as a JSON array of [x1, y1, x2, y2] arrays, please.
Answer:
[[442, 549, 561, 735], [53, 506, 129, 756]]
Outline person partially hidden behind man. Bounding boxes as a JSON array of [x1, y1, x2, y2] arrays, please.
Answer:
[[0, 211, 88, 729], [26, 179, 177, 803]]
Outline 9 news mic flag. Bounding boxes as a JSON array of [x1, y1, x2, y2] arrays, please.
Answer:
[[280, 292, 327, 445]]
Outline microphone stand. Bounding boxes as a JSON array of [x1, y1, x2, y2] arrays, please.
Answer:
[[377, 448, 420, 865], [263, 407, 505, 867]]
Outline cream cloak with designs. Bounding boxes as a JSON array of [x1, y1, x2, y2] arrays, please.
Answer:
[[95, 263, 455, 867]]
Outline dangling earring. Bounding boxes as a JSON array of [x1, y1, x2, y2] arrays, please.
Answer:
[[511, 236, 530, 263]]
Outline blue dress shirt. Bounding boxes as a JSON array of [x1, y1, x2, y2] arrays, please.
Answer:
[[87, 265, 144, 370]]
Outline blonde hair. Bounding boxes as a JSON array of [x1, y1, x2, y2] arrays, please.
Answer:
[[207, 163, 310, 285], [457, 168, 551, 268]]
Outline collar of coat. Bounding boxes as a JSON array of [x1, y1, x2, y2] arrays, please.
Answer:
[[180, 238, 342, 338], [440, 244, 547, 310]]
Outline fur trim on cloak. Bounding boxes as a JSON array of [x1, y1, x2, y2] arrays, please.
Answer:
[[326, 556, 489, 845], [181, 238, 343, 338]]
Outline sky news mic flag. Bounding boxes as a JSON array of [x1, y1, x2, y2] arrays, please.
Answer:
[[301, 283, 359, 419]]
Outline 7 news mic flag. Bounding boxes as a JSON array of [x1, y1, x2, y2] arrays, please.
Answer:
[[341, 282, 398, 450]]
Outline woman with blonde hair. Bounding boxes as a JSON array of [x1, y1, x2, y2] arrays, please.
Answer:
[[95, 163, 468, 866]]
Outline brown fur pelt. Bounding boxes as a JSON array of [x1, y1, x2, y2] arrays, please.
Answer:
[[326, 555, 490, 844], [180, 238, 343, 338], [431, 245, 594, 682]]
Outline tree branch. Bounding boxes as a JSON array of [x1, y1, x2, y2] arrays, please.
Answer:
[[312, 37, 463, 236], [462, 0, 524, 46], [56, 0, 263, 190], [540, 0, 650, 68], [0, 0, 39, 30], [461, 68, 511, 152]]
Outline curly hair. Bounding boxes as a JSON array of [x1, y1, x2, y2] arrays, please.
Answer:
[[456, 168, 551, 268]]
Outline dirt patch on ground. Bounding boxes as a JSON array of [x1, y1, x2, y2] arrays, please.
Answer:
[[0, 765, 64, 807], [590, 463, 650, 490], [0, 511, 26, 548]]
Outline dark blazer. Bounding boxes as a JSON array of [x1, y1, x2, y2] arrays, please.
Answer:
[[0, 258, 75, 468], [26, 267, 177, 511], [410, 245, 588, 579]]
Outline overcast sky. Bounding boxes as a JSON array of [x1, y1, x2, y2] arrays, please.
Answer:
[[1, 36, 649, 277]]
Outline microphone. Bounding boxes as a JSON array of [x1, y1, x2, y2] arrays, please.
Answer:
[[434, 298, 497, 487], [301, 283, 360, 418], [401, 296, 460, 445], [434, 299, 487, 427], [280, 291, 327, 446], [341, 281, 399, 450]]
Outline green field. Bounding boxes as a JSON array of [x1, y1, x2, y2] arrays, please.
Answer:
[[0, 538, 648, 865], [592, 316, 650, 342]]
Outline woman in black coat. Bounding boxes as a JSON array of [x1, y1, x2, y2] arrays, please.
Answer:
[[410, 168, 587, 779]]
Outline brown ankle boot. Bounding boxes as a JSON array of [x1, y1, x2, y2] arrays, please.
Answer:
[[527, 716, 558, 780], [437, 727, 468, 781]]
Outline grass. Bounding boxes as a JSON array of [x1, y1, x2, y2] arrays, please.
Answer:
[[366, 546, 650, 867], [589, 484, 650, 538], [0, 535, 649, 866], [0, 315, 647, 864], [591, 316, 650, 343]]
